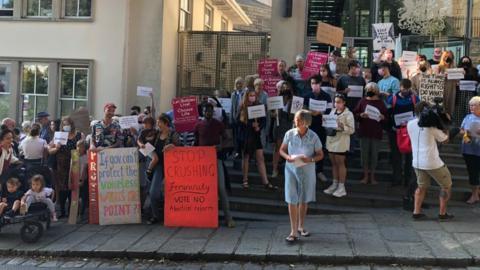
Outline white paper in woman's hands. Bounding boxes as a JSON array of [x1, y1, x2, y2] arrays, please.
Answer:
[[290, 154, 307, 168]]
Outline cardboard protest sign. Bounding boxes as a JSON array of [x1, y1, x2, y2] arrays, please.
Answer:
[[335, 58, 349, 75], [53, 132, 69, 145], [137, 86, 153, 97], [88, 148, 141, 225], [164, 147, 218, 228], [301, 51, 329, 80], [258, 59, 282, 97], [291, 96, 304, 114], [316, 22, 344, 48], [69, 107, 90, 135], [419, 75, 446, 105], [267, 96, 284, 110], [446, 68, 465, 80], [372, 23, 395, 50], [172, 96, 199, 133], [247, 105, 266, 119], [118, 115, 139, 130]]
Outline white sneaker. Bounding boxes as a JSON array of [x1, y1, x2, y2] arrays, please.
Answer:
[[317, 172, 328, 182], [324, 182, 338, 195], [333, 185, 347, 198]]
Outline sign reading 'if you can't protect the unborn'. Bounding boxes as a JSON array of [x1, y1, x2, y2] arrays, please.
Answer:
[[164, 147, 218, 228]]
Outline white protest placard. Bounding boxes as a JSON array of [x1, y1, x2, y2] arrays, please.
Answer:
[[402, 51, 417, 62], [322, 114, 338, 129], [213, 107, 223, 121], [119, 115, 139, 130], [217, 98, 232, 113], [53, 132, 69, 145], [267, 96, 284, 110], [137, 86, 153, 97], [290, 154, 307, 168], [365, 105, 381, 122], [347, 85, 364, 98], [401, 61, 418, 78], [247, 105, 266, 119], [446, 68, 465, 80], [372, 23, 395, 50], [459, 80, 478, 91], [290, 96, 304, 114], [139, 142, 155, 157], [309, 99, 327, 112], [394, 111, 414, 126]]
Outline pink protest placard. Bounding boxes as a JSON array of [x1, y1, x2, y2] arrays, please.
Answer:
[[172, 96, 199, 133], [301, 51, 329, 80], [258, 59, 282, 97]]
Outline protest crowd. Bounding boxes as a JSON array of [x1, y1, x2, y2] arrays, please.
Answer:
[[0, 46, 480, 243]]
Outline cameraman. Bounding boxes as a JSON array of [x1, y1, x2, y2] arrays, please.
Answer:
[[407, 101, 453, 221]]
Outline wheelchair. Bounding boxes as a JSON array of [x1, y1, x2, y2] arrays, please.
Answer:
[[0, 164, 54, 243]]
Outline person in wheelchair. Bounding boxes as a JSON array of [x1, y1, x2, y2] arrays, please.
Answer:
[[0, 178, 23, 217], [20, 175, 57, 222]]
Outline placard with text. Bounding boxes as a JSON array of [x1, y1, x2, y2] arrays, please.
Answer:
[[172, 96, 199, 133]]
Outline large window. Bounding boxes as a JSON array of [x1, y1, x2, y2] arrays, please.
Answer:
[[0, 0, 13, 16], [179, 0, 192, 31], [21, 63, 49, 122], [26, 0, 53, 17], [59, 66, 88, 116], [64, 0, 91, 18], [0, 63, 11, 120], [204, 4, 213, 31], [221, 17, 228, 31]]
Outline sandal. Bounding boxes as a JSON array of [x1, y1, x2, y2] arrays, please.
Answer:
[[242, 181, 250, 190], [285, 235, 298, 243], [264, 182, 278, 190], [298, 229, 310, 237]]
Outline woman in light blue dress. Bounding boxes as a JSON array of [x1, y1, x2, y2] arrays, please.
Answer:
[[279, 110, 324, 243]]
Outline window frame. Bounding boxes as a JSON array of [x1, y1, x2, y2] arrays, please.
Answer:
[[23, 0, 53, 18], [178, 0, 192, 31], [204, 3, 213, 31], [0, 0, 93, 21], [61, 0, 92, 19], [221, 16, 228, 31], [0, 62, 12, 121], [0, 0, 14, 17], [58, 65, 90, 116]]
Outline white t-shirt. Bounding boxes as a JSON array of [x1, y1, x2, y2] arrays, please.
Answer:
[[25, 187, 53, 201], [19, 136, 47, 159], [407, 118, 448, 170]]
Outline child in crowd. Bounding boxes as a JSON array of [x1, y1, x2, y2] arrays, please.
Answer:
[[77, 140, 89, 216], [20, 174, 57, 222], [0, 178, 23, 217]]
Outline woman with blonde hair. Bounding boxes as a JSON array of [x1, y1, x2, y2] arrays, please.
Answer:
[[435, 50, 457, 116]]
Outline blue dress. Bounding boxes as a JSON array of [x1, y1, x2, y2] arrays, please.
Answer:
[[283, 128, 322, 204]]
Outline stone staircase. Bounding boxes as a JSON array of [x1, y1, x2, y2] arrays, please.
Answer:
[[224, 135, 471, 216]]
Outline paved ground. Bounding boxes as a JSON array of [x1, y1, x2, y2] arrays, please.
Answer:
[[1, 207, 480, 268]]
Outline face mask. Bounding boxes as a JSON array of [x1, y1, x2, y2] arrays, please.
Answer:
[[248, 96, 256, 103], [311, 84, 321, 93], [366, 91, 375, 97], [63, 126, 71, 132]]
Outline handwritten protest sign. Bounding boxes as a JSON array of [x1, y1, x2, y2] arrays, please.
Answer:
[[335, 58, 349, 75], [373, 23, 395, 50], [88, 148, 141, 225], [446, 68, 465, 80], [136, 86, 153, 97], [53, 132, 69, 145], [164, 147, 218, 228], [172, 96, 199, 132], [291, 96, 304, 114], [118, 115, 139, 130], [460, 80, 478, 91], [258, 59, 281, 97], [309, 99, 327, 112], [316, 22, 344, 48], [69, 107, 90, 135], [267, 96, 284, 110], [247, 105, 266, 119], [301, 51, 329, 80], [217, 98, 232, 113], [347, 85, 364, 98], [419, 75, 445, 105], [323, 114, 338, 129]]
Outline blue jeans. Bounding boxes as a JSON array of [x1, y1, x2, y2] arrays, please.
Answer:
[[149, 164, 164, 219]]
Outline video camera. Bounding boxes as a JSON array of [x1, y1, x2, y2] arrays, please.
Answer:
[[418, 97, 452, 130]]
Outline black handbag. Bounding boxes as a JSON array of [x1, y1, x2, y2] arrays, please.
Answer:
[[325, 128, 337, 137]]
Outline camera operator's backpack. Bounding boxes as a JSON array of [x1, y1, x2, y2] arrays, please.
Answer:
[[392, 94, 416, 154]]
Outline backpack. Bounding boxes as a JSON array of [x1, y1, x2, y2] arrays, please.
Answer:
[[392, 94, 416, 154]]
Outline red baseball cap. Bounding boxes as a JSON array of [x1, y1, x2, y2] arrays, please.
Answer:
[[104, 103, 117, 111]]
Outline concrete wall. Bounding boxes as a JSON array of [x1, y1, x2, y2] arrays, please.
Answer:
[[270, 0, 307, 66], [192, 0, 235, 31], [0, 0, 129, 119]]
